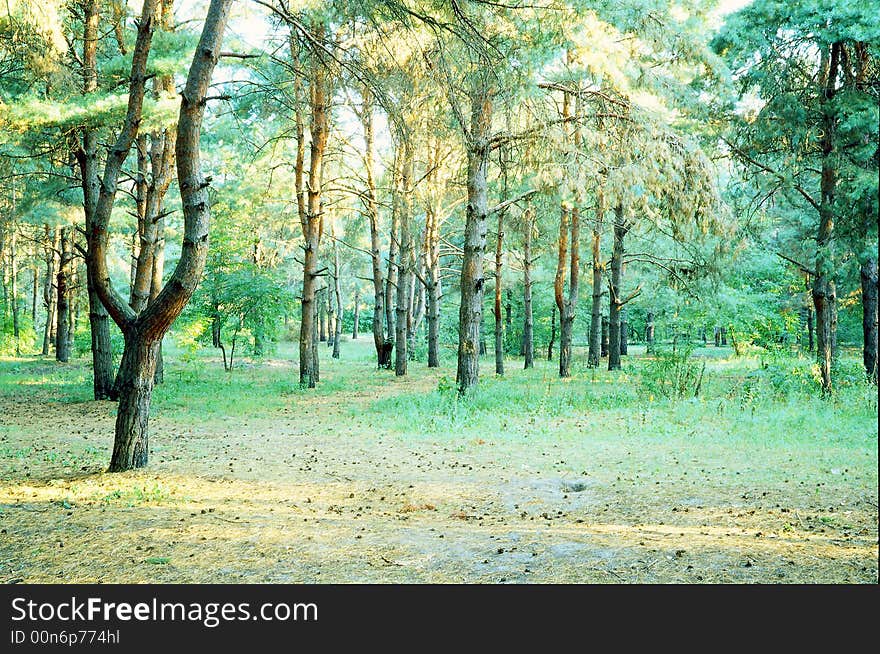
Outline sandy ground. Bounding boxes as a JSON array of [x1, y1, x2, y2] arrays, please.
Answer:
[[0, 355, 877, 584]]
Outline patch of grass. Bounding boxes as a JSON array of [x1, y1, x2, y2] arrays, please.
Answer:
[[101, 484, 171, 506]]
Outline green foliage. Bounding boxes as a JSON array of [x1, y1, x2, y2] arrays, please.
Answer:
[[640, 345, 707, 400]]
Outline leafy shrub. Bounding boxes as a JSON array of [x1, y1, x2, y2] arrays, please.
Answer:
[[640, 345, 707, 399]]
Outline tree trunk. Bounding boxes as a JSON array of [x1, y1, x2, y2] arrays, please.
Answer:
[[812, 41, 842, 395], [76, 0, 116, 399], [587, 201, 603, 367], [108, 332, 159, 472], [523, 209, 534, 369], [394, 144, 414, 376], [10, 226, 19, 355], [361, 87, 386, 367], [608, 207, 628, 371], [455, 86, 492, 394], [620, 310, 628, 356], [385, 155, 401, 347], [646, 312, 655, 353], [860, 256, 878, 382], [493, 201, 505, 375], [42, 226, 59, 356], [547, 304, 556, 361], [31, 255, 38, 327], [293, 22, 330, 388], [103, 0, 233, 471], [332, 233, 342, 359], [55, 227, 72, 362], [318, 289, 328, 342], [352, 289, 359, 340], [601, 315, 609, 358]]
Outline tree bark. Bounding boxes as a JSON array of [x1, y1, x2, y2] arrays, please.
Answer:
[[292, 22, 331, 388], [601, 315, 609, 358], [493, 198, 505, 375], [10, 226, 19, 355], [385, 156, 401, 347], [101, 0, 234, 471], [361, 88, 387, 367], [587, 197, 604, 367], [108, 332, 159, 471], [608, 206, 628, 371], [394, 143, 414, 376], [425, 141, 442, 369], [76, 0, 115, 399], [332, 230, 342, 359], [522, 208, 534, 369], [861, 255, 878, 382], [813, 41, 842, 395], [352, 289, 359, 340], [42, 226, 59, 356], [547, 304, 556, 361], [55, 226, 72, 362], [456, 85, 492, 393]]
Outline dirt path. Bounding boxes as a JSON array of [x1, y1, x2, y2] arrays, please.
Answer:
[[0, 355, 876, 583]]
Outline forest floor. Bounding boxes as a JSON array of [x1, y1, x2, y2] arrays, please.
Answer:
[[0, 339, 877, 583]]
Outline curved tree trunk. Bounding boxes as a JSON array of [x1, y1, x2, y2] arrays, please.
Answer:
[[94, 0, 233, 471]]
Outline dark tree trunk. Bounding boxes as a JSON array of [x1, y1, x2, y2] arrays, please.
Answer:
[[620, 311, 628, 356], [860, 256, 877, 382], [601, 315, 609, 358], [352, 290, 359, 340], [812, 41, 842, 394], [493, 200, 505, 375], [394, 144, 413, 376], [332, 237, 342, 359], [523, 209, 534, 369], [385, 156, 401, 347], [108, 332, 159, 472], [318, 289, 328, 342], [31, 258, 38, 327], [608, 208, 628, 371], [9, 227, 19, 354], [55, 226, 72, 362], [587, 205, 603, 367], [42, 226, 58, 356], [714, 326, 721, 347], [547, 304, 556, 361], [360, 85, 386, 367]]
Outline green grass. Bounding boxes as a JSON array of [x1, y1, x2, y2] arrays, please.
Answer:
[[1, 338, 876, 490]]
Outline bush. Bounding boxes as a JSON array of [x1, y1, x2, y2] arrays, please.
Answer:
[[640, 345, 707, 399]]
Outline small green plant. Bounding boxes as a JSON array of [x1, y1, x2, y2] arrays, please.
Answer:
[[640, 346, 707, 400]]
